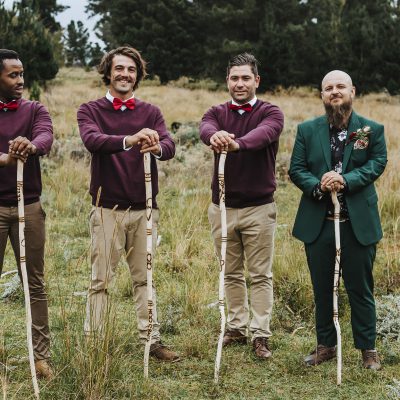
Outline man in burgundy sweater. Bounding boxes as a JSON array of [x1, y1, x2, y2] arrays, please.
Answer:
[[77, 46, 178, 361], [0, 49, 53, 378], [200, 53, 284, 359]]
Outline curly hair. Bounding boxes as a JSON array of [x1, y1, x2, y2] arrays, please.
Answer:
[[0, 49, 19, 72], [227, 53, 259, 77], [98, 46, 147, 90]]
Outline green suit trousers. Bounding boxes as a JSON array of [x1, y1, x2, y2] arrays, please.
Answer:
[[305, 220, 376, 350]]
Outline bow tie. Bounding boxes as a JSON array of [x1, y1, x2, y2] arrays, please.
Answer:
[[0, 101, 19, 111], [112, 97, 135, 110], [229, 103, 252, 112]]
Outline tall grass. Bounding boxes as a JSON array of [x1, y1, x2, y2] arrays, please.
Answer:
[[0, 68, 399, 399]]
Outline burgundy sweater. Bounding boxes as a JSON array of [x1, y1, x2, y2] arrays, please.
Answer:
[[0, 99, 53, 206], [200, 100, 284, 208], [77, 97, 175, 209]]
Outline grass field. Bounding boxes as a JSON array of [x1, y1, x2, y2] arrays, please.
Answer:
[[1, 68, 400, 399]]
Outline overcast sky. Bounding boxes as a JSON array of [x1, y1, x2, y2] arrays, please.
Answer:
[[3, 0, 103, 46]]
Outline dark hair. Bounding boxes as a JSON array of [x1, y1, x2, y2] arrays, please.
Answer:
[[0, 49, 19, 71], [98, 46, 147, 90], [227, 52, 259, 77]]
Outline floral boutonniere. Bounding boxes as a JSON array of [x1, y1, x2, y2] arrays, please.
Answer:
[[346, 126, 371, 149]]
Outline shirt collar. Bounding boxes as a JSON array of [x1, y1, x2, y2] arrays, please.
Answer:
[[231, 96, 257, 107], [106, 90, 135, 111]]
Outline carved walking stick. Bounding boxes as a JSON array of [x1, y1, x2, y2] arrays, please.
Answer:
[[331, 190, 342, 385], [214, 150, 227, 384], [17, 159, 40, 399], [143, 152, 153, 378]]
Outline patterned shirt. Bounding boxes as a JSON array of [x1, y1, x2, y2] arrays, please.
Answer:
[[312, 125, 349, 219]]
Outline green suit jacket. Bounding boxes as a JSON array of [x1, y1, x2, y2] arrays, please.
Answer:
[[289, 111, 387, 246]]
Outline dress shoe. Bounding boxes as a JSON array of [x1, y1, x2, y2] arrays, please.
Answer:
[[35, 360, 54, 380], [304, 344, 336, 366], [149, 341, 180, 362], [362, 349, 381, 370], [253, 337, 272, 359], [222, 329, 247, 347]]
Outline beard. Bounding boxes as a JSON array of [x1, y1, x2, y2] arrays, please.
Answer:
[[324, 98, 352, 129]]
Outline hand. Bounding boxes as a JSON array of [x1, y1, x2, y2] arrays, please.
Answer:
[[125, 128, 159, 148], [8, 136, 36, 159], [209, 131, 238, 153], [0, 152, 20, 167], [320, 171, 344, 192], [140, 142, 161, 155]]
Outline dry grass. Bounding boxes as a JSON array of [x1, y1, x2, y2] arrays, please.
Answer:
[[1, 68, 399, 399]]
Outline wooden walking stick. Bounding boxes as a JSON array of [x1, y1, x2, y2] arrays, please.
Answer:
[[143, 152, 154, 378], [214, 150, 227, 384], [331, 190, 342, 385], [17, 159, 40, 399]]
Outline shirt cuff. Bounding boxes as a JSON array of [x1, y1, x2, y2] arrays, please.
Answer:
[[123, 136, 132, 151], [312, 183, 326, 201]]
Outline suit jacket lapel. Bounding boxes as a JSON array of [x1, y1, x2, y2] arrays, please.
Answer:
[[318, 118, 331, 170], [343, 112, 361, 171]]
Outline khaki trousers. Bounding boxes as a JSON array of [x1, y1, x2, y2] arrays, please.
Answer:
[[208, 202, 276, 340], [84, 207, 160, 343], [0, 202, 50, 360]]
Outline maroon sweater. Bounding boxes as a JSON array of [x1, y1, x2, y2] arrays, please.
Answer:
[[0, 99, 53, 206], [200, 100, 284, 208], [77, 97, 175, 209]]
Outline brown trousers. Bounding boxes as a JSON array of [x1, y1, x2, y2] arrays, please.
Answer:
[[0, 202, 50, 360], [208, 202, 276, 340], [84, 207, 161, 343]]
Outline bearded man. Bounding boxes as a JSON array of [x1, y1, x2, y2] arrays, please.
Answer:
[[289, 70, 387, 370]]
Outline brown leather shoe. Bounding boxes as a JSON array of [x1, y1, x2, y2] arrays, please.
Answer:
[[253, 337, 272, 359], [222, 329, 247, 347], [304, 344, 336, 366], [362, 349, 381, 370], [35, 360, 54, 380], [149, 342, 180, 362]]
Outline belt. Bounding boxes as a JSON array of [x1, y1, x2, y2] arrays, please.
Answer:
[[326, 216, 349, 223]]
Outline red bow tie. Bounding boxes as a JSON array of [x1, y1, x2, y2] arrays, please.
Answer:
[[229, 103, 252, 112], [112, 97, 135, 110], [0, 101, 19, 111]]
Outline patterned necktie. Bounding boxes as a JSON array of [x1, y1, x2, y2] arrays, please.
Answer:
[[229, 103, 252, 112], [112, 97, 135, 110], [0, 101, 19, 111]]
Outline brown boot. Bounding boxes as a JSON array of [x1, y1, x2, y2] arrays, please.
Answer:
[[253, 337, 272, 360], [149, 342, 180, 362], [304, 344, 336, 366], [35, 360, 54, 380], [361, 349, 381, 370], [222, 329, 247, 347]]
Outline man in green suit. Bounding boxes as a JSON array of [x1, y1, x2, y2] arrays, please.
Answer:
[[289, 70, 387, 370]]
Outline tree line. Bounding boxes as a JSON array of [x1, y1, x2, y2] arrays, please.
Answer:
[[87, 0, 400, 93], [1, 0, 400, 93]]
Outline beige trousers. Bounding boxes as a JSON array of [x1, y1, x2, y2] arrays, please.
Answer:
[[208, 202, 276, 340], [84, 206, 160, 343], [0, 202, 50, 360]]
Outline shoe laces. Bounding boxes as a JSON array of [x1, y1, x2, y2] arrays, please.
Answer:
[[255, 337, 269, 349], [364, 350, 378, 361]]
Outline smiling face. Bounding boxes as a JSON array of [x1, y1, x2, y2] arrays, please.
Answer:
[[227, 65, 260, 104], [321, 70, 355, 109], [108, 54, 137, 99], [0, 58, 24, 102]]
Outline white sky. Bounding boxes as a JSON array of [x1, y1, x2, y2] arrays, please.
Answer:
[[3, 0, 103, 46]]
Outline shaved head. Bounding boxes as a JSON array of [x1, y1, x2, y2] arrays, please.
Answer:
[[321, 70, 355, 128], [322, 70, 353, 89]]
